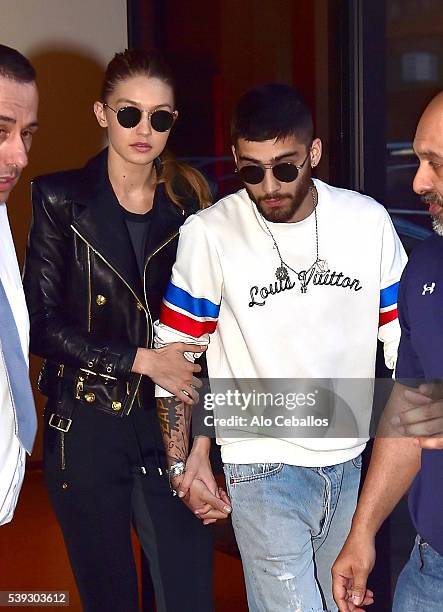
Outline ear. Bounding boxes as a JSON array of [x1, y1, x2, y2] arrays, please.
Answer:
[[310, 138, 322, 168], [94, 101, 108, 128], [231, 144, 239, 166]]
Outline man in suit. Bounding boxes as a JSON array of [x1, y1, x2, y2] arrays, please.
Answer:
[[0, 44, 38, 525]]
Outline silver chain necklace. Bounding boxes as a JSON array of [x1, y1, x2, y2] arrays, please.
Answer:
[[260, 185, 329, 293]]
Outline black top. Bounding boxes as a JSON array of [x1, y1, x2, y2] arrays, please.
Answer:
[[122, 207, 152, 276]]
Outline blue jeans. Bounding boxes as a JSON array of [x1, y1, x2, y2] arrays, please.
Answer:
[[224, 457, 361, 612], [393, 535, 443, 611]]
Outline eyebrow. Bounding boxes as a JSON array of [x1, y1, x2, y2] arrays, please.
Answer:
[[115, 98, 172, 110], [0, 115, 39, 129], [238, 150, 300, 164], [413, 147, 443, 159]]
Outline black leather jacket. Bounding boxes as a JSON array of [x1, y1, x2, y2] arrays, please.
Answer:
[[23, 149, 202, 418]]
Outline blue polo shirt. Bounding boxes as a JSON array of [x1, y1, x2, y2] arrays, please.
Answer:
[[395, 234, 443, 555]]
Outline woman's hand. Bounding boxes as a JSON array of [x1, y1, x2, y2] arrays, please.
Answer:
[[132, 344, 205, 404]]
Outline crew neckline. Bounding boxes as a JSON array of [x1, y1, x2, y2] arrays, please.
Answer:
[[120, 205, 152, 222], [251, 179, 324, 233]]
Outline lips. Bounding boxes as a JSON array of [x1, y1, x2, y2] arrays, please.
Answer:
[[421, 193, 443, 217], [428, 201, 443, 217], [0, 176, 16, 191], [262, 197, 286, 207], [130, 143, 152, 153]]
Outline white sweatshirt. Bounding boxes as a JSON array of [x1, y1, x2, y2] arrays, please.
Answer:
[[155, 179, 407, 467]]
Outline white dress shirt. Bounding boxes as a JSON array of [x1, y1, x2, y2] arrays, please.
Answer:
[[0, 201, 29, 525]]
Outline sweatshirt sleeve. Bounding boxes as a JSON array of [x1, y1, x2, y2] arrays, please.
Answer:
[[377, 212, 408, 370], [154, 213, 223, 396]]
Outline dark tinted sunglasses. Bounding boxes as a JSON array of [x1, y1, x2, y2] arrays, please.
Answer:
[[236, 150, 311, 185], [103, 103, 176, 132]]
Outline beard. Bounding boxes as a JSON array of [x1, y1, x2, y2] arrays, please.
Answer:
[[432, 217, 443, 236], [247, 170, 312, 223], [421, 192, 443, 236]]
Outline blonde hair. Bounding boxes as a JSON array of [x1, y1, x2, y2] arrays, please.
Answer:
[[159, 151, 211, 209]]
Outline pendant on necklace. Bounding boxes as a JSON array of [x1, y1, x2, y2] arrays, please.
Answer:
[[315, 259, 329, 273], [275, 265, 289, 281], [298, 270, 308, 294]]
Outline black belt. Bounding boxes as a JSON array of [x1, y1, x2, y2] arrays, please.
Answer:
[[47, 363, 126, 431], [48, 364, 74, 433]]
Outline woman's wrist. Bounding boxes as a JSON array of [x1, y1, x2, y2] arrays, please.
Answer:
[[131, 347, 154, 376]]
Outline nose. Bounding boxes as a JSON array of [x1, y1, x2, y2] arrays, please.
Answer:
[[136, 110, 152, 136], [262, 167, 280, 194], [413, 161, 433, 196], [6, 134, 29, 170]]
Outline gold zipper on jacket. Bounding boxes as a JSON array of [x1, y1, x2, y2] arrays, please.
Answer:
[[143, 230, 179, 349], [71, 225, 148, 413], [71, 225, 179, 414], [71, 226, 148, 315], [60, 432, 66, 470], [134, 231, 179, 409], [87, 245, 92, 333]]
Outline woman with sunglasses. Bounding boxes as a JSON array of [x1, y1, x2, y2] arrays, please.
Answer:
[[23, 49, 216, 612]]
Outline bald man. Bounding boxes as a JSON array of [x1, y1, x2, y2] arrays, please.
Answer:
[[332, 92, 443, 611]]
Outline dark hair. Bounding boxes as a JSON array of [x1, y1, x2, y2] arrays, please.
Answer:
[[100, 48, 173, 103], [101, 49, 211, 209], [0, 44, 36, 82], [231, 83, 313, 146]]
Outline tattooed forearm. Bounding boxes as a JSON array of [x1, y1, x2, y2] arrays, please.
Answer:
[[157, 397, 192, 467], [157, 397, 180, 436]]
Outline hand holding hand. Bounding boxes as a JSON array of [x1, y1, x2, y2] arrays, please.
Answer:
[[171, 440, 232, 524]]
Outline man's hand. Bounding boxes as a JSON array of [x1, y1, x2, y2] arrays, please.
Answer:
[[332, 531, 375, 611], [171, 475, 232, 525], [179, 480, 232, 525], [391, 383, 443, 448], [176, 438, 218, 497], [132, 343, 205, 404], [171, 438, 232, 524]]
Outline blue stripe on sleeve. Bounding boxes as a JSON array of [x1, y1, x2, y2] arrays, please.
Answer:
[[380, 282, 400, 308], [164, 282, 220, 318]]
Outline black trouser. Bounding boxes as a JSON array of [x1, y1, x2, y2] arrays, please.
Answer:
[[43, 399, 214, 612]]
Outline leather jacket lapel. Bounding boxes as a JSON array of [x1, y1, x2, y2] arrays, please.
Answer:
[[69, 149, 202, 302], [144, 182, 186, 263], [70, 149, 144, 303]]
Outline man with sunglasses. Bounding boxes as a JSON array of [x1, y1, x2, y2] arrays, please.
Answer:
[[155, 83, 406, 611]]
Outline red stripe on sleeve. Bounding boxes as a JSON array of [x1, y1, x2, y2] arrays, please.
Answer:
[[160, 303, 217, 337], [379, 308, 398, 327]]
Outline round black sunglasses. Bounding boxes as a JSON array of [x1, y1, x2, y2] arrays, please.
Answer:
[[236, 150, 311, 185], [103, 103, 176, 132]]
